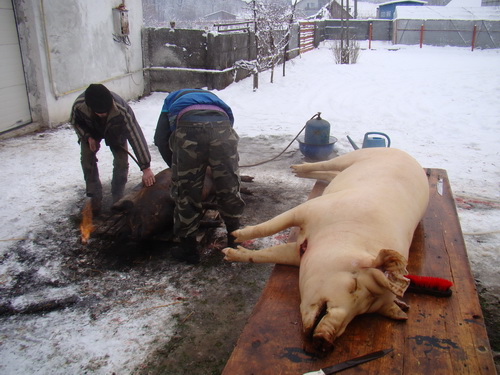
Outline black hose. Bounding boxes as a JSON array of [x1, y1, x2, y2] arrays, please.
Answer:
[[239, 113, 319, 168]]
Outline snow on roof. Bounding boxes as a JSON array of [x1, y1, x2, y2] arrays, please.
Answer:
[[378, 0, 427, 7], [446, 0, 481, 6], [395, 5, 500, 20], [204, 10, 237, 18]]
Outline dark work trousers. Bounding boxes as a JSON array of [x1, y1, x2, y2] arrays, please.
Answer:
[[80, 140, 129, 202]]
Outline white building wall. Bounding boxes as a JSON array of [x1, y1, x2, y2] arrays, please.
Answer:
[[0, 0, 32, 133], [11, 0, 144, 135]]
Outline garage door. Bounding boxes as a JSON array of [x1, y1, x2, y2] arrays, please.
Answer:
[[0, 0, 31, 133]]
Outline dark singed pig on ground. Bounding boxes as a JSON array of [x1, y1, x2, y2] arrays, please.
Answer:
[[222, 148, 429, 355], [110, 168, 215, 241]]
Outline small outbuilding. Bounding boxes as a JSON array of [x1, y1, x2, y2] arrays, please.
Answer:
[[377, 0, 427, 19], [203, 10, 237, 22]]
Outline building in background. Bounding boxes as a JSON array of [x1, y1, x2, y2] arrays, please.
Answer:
[[142, 0, 251, 28], [377, 0, 426, 19], [296, 0, 332, 17], [204, 10, 238, 22]]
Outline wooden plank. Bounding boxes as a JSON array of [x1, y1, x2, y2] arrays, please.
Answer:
[[222, 169, 496, 375]]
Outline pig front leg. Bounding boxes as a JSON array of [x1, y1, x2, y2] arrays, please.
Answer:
[[291, 149, 371, 178], [291, 161, 341, 182], [222, 242, 300, 266]]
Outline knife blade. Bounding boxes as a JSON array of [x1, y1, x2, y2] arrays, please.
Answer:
[[302, 348, 393, 375], [437, 176, 444, 196]]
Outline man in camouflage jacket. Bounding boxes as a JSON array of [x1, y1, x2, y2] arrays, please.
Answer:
[[71, 84, 155, 214], [154, 89, 245, 264]]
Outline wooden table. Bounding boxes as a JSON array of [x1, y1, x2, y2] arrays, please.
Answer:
[[222, 169, 496, 375]]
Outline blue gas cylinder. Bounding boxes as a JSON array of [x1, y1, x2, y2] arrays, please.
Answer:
[[304, 113, 331, 144]]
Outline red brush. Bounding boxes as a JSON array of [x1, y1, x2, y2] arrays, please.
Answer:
[[405, 274, 453, 297]]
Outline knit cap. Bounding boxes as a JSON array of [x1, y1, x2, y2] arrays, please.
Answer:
[[85, 84, 113, 113]]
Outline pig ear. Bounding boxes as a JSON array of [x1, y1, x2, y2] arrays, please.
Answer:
[[371, 249, 410, 297], [377, 300, 408, 320], [112, 200, 134, 213]]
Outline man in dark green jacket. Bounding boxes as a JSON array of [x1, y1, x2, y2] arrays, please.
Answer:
[[71, 84, 155, 215]]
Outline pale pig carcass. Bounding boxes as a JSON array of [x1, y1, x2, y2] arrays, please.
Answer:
[[222, 148, 429, 354]]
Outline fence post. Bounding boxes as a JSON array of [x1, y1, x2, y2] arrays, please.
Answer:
[[471, 24, 477, 51], [420, 24, 424, 48], [369, 23, 373, 49]]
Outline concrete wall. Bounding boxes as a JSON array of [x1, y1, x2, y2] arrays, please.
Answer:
[[12, 0, 145, 133], [394, 19, 500, 48], [143, 27, 269, 93], [288, 23, 302, 58]]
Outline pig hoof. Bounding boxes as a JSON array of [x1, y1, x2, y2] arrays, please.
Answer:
[[222, 247, 236, 261]]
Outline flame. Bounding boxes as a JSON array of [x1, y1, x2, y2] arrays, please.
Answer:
[[80, 200, 94, 245]]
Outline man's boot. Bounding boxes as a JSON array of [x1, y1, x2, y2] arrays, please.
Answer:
[[90, 197, 102, 216], [225, 217, 241, 248], [170, 236, 199, 264], [87, 191, 102, 217]]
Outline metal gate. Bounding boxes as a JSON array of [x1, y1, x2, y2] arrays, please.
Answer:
[[0, 1, 31, 133], [299, 21, 315, 53]]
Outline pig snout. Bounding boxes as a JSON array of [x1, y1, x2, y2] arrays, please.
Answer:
[[301, 301, 348, 355], [300, 271, 369, 354], [127, 199, 174, 240]]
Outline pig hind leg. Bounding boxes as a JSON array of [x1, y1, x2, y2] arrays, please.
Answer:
[[292, 170, 340, 182], [230, 205, 301, 242]]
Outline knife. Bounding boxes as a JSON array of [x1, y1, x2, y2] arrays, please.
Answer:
[[302, 348, 393, 375]]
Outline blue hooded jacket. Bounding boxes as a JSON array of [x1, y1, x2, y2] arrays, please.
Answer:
[[154, 89, 235, 166], [161, 89, 234, 130]]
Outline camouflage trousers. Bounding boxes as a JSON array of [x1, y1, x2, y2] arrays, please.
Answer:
[[169, 118, 245, 238]]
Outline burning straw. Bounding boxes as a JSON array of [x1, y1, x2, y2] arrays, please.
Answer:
[[80, 200, 94, 245]]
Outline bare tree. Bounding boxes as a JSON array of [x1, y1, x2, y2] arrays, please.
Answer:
[[249, 0, 298, 89], [334, 0, 360, 64]]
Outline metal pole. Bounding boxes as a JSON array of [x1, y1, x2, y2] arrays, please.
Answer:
[[420, 24, 424, 48], [346, 0, 350, 64], [471, 24, 477, 51], [340, 0, 345, 55], [369, 22, 373, 50]]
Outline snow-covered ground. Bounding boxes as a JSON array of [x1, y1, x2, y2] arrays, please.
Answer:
[[0, 41, 498, 373]]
